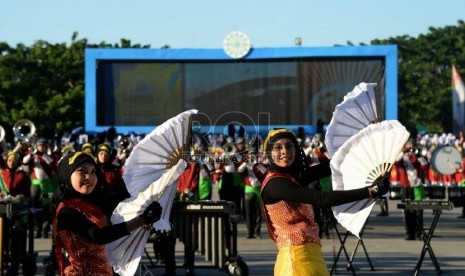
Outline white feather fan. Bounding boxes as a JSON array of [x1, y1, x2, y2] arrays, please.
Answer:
[[330, 120, 410, 237], [325, 82, 378, 158], [123, 109, 197, 198], [106, 159, 187, 276]]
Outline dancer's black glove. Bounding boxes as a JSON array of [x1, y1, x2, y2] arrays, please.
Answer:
[[140, 201, 163, 225], [369, 174, 390, 198]]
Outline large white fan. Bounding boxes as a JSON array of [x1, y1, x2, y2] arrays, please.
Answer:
[[123, 109, 197, 198], [106, 159, 187, 276], [330, 120, 410, 237], [105, 109, 197, 275], [325, 82, 378, 158]]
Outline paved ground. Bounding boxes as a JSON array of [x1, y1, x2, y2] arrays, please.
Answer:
[[32, 199, 465, 275]]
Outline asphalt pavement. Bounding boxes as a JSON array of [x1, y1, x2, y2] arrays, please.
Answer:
[[32, 199, 465, 276]]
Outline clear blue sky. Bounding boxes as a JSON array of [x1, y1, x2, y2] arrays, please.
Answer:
[[1, 0, 465, 49]]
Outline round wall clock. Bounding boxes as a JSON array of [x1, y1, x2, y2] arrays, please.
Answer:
[[223, 31, 252, 59]]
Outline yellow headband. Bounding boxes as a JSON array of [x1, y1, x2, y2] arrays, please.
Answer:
[[262, 129, 296, 154], [98, 144, 111, 153], [82, 143, 93, 150], [7, 151, 19, 161], [68, 151, 95, 164]]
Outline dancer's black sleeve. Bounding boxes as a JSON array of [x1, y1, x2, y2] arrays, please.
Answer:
[[56, 208, 129, 244], [262, 165, 370, 207]]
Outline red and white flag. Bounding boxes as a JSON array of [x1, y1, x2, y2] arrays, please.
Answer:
[[452, 65, 465, 133]]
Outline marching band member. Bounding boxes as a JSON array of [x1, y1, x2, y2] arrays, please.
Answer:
[[95, 143, 129, 215], [260, 129, 390, 276], [1, 151, 31, 200], [81, 142, 95, 157], [238, 147, 267, 239], [23, 138, 57, 238], [151, 146, 202, 276], [395, 139, 424, 240], [198, 151, 214, 201], [60, 144, 76, 158], [211, 146, 224, 195], [217, 140, 245, 217], [117, 137, 134, 166], [417, 147, 430, 185], [177, 157, 200, 201], [0, 151, 32, 274], [455, 145, 465, 218]]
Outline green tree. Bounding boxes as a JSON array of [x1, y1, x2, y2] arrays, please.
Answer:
[[372, 20, 465, 134], [0, 32, 149, 143]]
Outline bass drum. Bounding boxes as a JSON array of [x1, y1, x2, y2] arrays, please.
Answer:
[[430, 145, 462, 175]]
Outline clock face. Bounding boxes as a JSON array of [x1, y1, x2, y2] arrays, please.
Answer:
[[223, 31, 252, 59]]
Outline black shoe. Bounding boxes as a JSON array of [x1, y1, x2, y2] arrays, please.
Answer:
[[458, 215, 465, 218], [156, 259, 166, 266], [161, 270, 176, 276], [405, 234, 415, 240], [35, 233, 42, 239], [185, 268, 195, 276], [377, 212, 388, 216], [246, 235, 256, 239]]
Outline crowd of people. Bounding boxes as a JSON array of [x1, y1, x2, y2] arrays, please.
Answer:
[[1, 125, 465, 275]]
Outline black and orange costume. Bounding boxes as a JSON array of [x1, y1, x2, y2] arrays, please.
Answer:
[[260, 129, 389, 276]]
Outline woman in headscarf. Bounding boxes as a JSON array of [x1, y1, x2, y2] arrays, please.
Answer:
[[52, 151, 162, 275], [0, 151, 32, 274], [260, 129, 389, 276], [0, 151, 31, 200]]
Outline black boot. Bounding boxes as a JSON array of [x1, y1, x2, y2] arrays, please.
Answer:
[[458, 207, 465, 218], [403, 210, 417, 240]]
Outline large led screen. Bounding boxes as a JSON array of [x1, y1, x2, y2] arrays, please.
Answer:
[[86, 46, 397, 134]]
